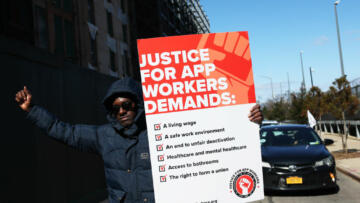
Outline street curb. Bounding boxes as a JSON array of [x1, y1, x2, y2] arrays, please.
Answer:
[[337, 166, 360, 183]]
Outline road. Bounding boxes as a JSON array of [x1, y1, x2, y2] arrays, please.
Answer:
[[254, 171, 360, 203]]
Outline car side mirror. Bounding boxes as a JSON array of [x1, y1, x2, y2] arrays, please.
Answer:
[[324, 138, 334, 146]]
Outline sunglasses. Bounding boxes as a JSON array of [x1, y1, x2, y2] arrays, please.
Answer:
[[111, 101, 135, 114]]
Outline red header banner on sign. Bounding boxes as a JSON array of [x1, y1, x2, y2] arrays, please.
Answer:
[[137, 32, 255, 115]]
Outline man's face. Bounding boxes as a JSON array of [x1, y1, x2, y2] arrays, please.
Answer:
[[111, 97, 137, 127]]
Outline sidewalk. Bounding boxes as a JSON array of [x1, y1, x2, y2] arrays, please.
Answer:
[[319, 132, 360, 182]]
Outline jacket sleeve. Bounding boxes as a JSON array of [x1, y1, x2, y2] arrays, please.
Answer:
[[27, 105, 100, 154]]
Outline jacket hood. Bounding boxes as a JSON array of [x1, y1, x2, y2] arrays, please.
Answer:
[[103, 77, 146, 137]]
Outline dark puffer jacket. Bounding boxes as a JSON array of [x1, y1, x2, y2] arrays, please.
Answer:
[[27, 77, 154, 203]]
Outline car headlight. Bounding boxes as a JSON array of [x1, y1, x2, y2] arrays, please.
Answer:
[[262, 161, 271, 168], [315, 156, 334, 167]]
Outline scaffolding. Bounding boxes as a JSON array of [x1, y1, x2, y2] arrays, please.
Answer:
[[187, 0, 210, 33], [135, 0, 210, 38]]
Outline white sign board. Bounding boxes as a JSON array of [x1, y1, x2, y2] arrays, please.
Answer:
[[138, 32, 264, 203]]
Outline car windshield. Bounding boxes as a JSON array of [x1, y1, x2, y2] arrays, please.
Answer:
[[260, 127, 321, 146]]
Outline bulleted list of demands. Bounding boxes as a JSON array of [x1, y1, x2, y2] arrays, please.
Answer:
[[146, 106, 263, 203], [137, 31, 264, 203], [153, 120, 240, 181]]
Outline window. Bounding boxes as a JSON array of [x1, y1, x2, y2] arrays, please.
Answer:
[[53, 0, 73, 12], [122, 50, 130, 75], [87, 0, 97, 66], [54, 16, 75, 59], [109, 49, 116, 72], [54, 15, 64, 55], [107, 11, 113, 37], [64, 20, 75, 57], [122, 25, 127, 42], [88, 0, 95, 24], [90, 37, 98, 66], [34, 6, 49, 49], [45, 0, 77, 61], [121, 0, 126, 13]]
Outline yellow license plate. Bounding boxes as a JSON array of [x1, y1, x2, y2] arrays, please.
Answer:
[[286, 176, 303, 184]]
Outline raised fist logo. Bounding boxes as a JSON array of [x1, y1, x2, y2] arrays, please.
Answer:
[[196, 32, 256, 104], [196, 32, 253, 85], [239, 177, 252, 195], [230, 169, 259, 198], [234, 174, 255, 197]]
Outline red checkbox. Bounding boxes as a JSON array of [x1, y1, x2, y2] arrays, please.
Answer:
[[156, 144, 163, 151], [154, 124, 161, 131], [159, 165, 166, 172], [155, 134, 162, 141], [160, 175, 167, 182], [158, 155, 164, 161]]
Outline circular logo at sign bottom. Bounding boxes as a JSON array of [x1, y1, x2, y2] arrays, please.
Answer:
[[229, 168, 259, 198]]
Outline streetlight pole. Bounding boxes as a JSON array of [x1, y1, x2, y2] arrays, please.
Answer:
[[261, 75, 274, 100], [309, 67, 314, 88], [334, 0, 345, 76], [300, 51, 306, 90]]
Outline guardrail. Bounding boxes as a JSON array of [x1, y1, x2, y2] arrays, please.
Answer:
[[317, 120, 360, 139]]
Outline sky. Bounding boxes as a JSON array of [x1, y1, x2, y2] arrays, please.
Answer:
[[201, 0, 360, 103]]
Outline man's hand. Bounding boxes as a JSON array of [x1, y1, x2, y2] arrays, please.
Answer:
[[248, 104, 263, 125], [15, 86, 33, 112]]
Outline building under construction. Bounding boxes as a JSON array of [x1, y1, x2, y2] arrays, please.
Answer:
[[134, 0, 210, 38]]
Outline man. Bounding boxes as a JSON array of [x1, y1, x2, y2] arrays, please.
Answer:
[[15, 77, 263, 203]]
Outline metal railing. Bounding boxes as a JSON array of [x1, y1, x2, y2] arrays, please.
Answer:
[[317, 120, 360, 138]]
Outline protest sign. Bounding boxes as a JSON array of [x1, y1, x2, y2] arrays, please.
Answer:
[[137, 32, 264, 203]]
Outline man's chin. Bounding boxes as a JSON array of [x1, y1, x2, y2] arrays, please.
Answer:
[[120, 120, 132, 128]]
